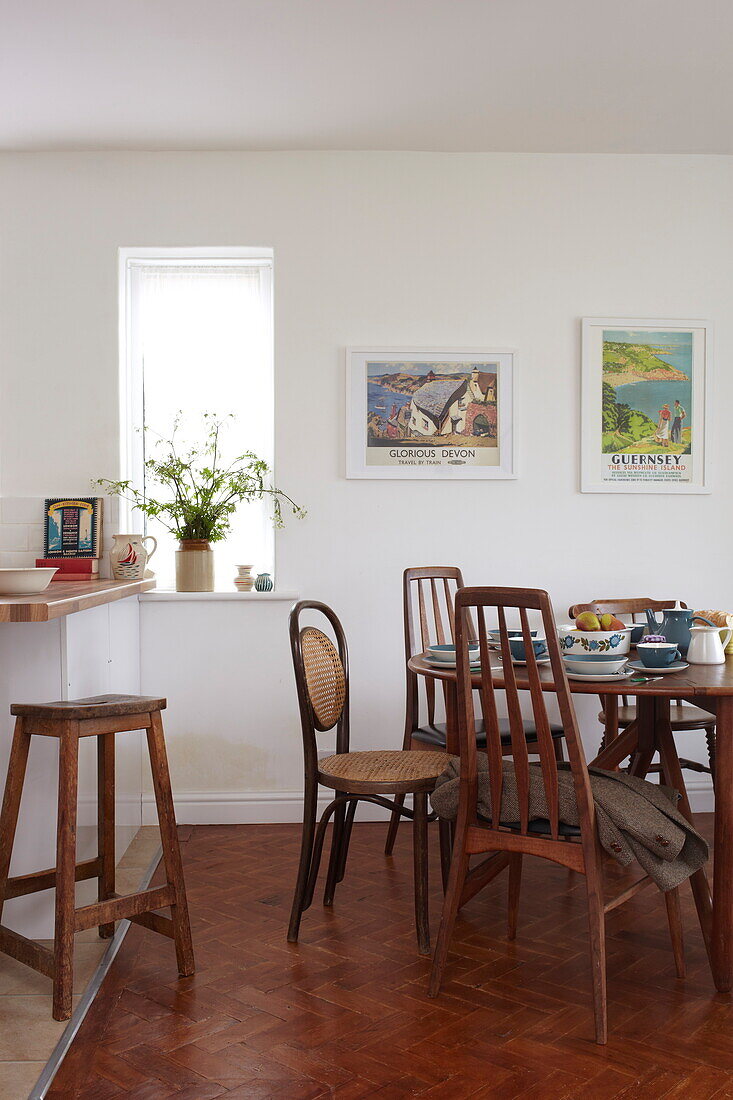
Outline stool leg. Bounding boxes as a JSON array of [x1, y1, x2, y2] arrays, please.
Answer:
[[53, 723, 79, 1021], [97, 733, 115, 938], [146, 712, 194, 977], [0, 719, 31, 923]]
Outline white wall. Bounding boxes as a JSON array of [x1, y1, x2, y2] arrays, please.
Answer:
[[1, 151, 732, 816]]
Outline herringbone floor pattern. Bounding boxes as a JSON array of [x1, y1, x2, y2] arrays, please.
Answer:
[[48, 815, 733, 1098]]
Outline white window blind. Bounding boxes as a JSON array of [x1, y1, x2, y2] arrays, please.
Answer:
[[122, 252, 274, 589]]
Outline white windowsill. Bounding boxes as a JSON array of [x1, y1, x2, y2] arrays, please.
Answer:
[[140, 590, 298, 602]]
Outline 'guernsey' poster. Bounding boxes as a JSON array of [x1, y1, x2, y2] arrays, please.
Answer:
[[581, 319, 710, 495]]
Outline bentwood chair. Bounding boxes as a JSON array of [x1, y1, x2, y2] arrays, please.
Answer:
[[288, 600, 451, 954], [569, 599, 716, 785], [385, 567, 566, 856], [429, 587, 686, 1044]]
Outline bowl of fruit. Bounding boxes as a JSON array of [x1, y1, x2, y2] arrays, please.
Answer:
[[557, 612, 632, 656]]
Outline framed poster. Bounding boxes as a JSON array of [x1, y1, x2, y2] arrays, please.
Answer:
[[581, 318, 711, 494], [346, 347, 516, 479]]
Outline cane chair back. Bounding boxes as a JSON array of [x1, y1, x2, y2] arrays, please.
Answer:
[[290, 601, 350, 766], [456, 587, 595, 853]]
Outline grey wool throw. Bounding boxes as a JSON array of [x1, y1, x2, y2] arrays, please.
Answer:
[[430, 758, 708, 892]]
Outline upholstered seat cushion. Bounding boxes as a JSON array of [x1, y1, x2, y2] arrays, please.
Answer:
[[600, 704, 715, 731], [319, 749, 449, 790], [413, 719, 564, 749]]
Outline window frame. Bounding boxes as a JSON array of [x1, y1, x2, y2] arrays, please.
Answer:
[[117, 246, 274, 545]]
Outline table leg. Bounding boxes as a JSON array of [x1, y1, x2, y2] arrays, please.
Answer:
[[444, 681, 459, 756], [628, 696, 656, 778], [655, 701, 713, 971], [602, 694, 619, 749], [712, 696, 733, 992]]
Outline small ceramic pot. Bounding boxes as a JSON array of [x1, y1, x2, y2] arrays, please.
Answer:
[[110, 534, 157, 580], [234, 564, 255, 592], [176, 540, 214, 592], [254, 572, 273, 592]]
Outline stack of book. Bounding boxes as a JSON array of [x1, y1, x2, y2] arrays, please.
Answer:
[[38, 497, 103, 581]]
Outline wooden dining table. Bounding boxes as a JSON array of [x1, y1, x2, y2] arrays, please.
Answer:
[[409, 650, 733, 994]]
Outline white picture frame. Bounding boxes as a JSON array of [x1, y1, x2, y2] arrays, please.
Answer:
[[346, 347, 516, 480], [581, 318, 712, 495]]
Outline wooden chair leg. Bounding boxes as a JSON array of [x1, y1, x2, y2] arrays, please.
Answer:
[[507, 853, 522, 940], [665, 887, 686, 979], [553, 738, 564, 763], [97, 733, 116, 938], [288, 777, 318, 942], [429, 835, 469, 996], [53, 724, 79, 1021], [413, 792, 430, 955], [324, 799, 346, 907], [0, 718, 31, 924], [146, 712, 195, 978], [385, 795, 404, 855], [705, 728, 716, 791], [337, 798, 357, 883], [438, 816, 452, 893], [305, 797, 344, 907], [585, 866, 608, 1045]]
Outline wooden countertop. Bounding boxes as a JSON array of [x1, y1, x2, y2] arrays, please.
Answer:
[[0, 578, 156, 623]]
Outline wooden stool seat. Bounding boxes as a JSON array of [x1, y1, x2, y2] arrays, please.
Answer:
[[319, 749, 449, 793], [10, 694, 167, 720], [0, 694, 194, 1020]]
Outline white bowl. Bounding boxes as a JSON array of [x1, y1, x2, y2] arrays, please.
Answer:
[[563, 655, 629, 676], [557, 625, 632, 657], [0, 567, 57, 595]]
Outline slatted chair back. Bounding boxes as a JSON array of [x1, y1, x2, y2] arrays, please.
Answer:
[[290, 601, 350, 775], [454, 587, 595, 852], [568, 598, 688, 708], [404, 567, 475, 732]]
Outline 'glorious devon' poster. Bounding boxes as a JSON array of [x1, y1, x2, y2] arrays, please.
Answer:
[[347, 349, 516, 480]]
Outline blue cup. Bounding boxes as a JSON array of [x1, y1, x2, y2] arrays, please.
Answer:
[[509, 636, 547, 662], [636, 643, 680, 668]]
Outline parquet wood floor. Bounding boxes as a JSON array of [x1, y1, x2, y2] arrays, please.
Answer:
[[48, 815, 733, 1099]]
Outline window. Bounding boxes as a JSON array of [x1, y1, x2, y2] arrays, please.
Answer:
[[120, 248, 274, 589]]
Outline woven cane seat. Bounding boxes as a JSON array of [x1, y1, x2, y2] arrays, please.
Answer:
[[598, 704, 715, 731], [318, 750, 449, 793]]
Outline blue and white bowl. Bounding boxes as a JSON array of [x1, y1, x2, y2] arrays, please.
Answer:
[[427, 643, 480, 664], [557, 625, 632, 657], [563, 653, 629, 676]]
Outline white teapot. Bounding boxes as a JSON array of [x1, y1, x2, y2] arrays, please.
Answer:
[[687, 618, 733, 665]]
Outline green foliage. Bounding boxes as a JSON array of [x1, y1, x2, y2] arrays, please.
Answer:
[[601, 382, 657, 453], [96, 414, 305, 543], [602, 340, 688, 379]]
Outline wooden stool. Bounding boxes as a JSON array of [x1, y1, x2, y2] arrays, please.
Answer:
[[0, 694, 194, 1020]]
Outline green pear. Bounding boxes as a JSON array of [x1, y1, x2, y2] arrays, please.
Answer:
[[575, 612, 601, 631]]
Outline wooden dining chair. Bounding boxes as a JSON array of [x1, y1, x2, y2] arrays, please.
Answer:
[[569, 598, 716, 786], [385, 567, 565, 856], [429, 586, 686, 1045], [288, 600, 451, 954]]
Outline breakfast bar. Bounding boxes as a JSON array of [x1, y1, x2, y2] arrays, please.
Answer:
[[0, 578, 154, 938]]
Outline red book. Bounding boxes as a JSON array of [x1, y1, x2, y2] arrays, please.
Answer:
[[36, 557, 99, 573]]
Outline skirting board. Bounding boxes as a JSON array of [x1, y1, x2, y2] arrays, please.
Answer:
[[141, 788, 405, 826], [140, 779, 716, 826]]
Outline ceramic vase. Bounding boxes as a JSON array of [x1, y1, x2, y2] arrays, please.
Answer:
[[234, 564, 255, 592], [254, 572, 273, 592], [110, 534, 157, 580], [176, 539, 214, 592]]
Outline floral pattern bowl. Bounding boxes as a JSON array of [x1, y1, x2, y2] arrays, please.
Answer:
[[557, 625, 632, 657]]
